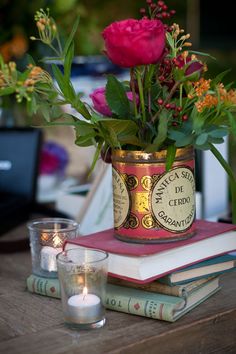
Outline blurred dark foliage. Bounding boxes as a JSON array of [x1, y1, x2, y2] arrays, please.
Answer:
[[0, 0, 185, 60]]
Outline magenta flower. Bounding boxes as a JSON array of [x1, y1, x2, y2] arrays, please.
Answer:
[[90, 87, 139, 116], [102, 19, 165, 68]]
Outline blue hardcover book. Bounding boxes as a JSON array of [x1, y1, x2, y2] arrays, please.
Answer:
[[159, 254, 236, 285]]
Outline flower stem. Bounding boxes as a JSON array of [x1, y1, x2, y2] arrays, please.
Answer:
[[179, 83, 183, 107], [209, 143, 236, 224], [130, 68, 138, 118], [151, 81, 180, 124], [136, 67, 146, 122]]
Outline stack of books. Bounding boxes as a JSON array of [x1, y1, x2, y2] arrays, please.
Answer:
[[27, 220, 236, 322]]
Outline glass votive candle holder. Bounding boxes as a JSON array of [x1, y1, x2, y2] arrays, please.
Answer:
[[57, 248, 109, 329], [28, 218, 79, 278]]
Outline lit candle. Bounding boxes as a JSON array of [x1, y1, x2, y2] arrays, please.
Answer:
[[40, 226, 63, 272], [67, 287, 102, 323], [40, 246, 62, 272]]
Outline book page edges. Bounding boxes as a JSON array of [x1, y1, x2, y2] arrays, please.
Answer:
[[64, 231, 236, 283], [171, 260, 235, 283]]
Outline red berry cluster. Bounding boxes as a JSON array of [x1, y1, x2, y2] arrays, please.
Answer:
[[173, 56, 188, 69], [157, 98, 188, 125], [140, 0, 176, 26], [158, 57, 175, 88]]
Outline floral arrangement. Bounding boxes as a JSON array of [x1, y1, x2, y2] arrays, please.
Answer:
[[0, 2, 236, 220]]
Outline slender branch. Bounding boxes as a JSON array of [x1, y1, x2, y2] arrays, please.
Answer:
[[209, 143, 236, 224], [130, 68, 138, 118], [179, 83, 183, 107], [136, 67, 146, 122], [151, 80, 181, 124]]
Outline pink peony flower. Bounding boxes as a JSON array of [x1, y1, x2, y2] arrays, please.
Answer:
[[102, 19, 165, 68], [90, 87, 139, 116], [90, 88, 112, 116]]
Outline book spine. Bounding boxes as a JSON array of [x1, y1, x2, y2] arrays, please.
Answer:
[[108, 277, 183, 297], [105, 286, 180, 322], [26, 275, 61, 299]]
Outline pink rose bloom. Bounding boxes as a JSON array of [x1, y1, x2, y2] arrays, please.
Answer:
[[90, 88, 112, 116], [90, 87, 139, 116], [102, 19, 165, 68]]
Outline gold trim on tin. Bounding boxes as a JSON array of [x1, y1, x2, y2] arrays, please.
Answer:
[[112, 146, 194, 163]]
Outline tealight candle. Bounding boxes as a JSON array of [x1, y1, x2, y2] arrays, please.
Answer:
[[40, 246, 62, 272], [67, 287, 102, 324]]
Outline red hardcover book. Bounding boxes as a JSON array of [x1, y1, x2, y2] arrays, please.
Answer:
[[64, 220, 236, 283]]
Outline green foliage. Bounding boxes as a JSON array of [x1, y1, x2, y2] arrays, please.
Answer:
[[105, 75, 130, 118], [0, 6, 236, 172]]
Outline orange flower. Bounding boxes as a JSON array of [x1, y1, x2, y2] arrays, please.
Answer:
[[194, 78, 211, 97], [218, 84, 236, 105], [195, 94, 218, 112]]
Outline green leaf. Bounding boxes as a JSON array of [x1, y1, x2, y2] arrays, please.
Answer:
[[39, 104, 51, 122], [106, 75, 130, 118], [168, 130, 186, 141], [52, 64, 66, 93], [26, 95, 38, 115], [0, 87, 15, 96], [175, 135, 194, 147], [211, 69, 231, 86], [26, 54, 36, 66], [74, 120, 96, 135], [72, 100, 91, 120], [64, 42, 74, 82], [188, 50, 216, 60], [63, 17, 80, 59], [88, 140, 103, 176], [146, 110, 169, 152], [173, 68, 185, 82], [194, 142, 211, 150], [195, 133, 208, 145], [165, 145, 177, 171], [166, 32, 174, 49], [52, 63, 77, 104], [208, 129, 228, 138], [208, 137, 225, 144], [75, 134, 95, 147]]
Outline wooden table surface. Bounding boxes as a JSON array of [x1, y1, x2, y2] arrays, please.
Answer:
[[1, 222, 236, 354]]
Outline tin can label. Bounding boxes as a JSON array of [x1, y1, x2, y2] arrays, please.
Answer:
[[151, 167, 195, 232], [112, 167, 130, 228]]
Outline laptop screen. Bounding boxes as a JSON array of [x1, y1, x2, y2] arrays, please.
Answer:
[[0, 127, 42, 202]]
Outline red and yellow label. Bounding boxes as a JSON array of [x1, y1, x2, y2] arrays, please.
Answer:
[[112, 157, 196, 242]]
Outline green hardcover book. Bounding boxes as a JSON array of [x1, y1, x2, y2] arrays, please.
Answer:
[[105, 277, 220, 322], [26, 275, 61, 299], [26, 275, 220, 322]]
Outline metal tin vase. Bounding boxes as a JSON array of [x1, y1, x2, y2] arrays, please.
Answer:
[[111, 146, 196, 243]]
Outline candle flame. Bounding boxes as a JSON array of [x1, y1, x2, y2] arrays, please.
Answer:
[[53, 234, 62, 247], [41, 233, 49, 242]]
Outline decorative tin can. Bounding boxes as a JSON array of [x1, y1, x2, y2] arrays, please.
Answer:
[[111, 146, 196, 243]]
